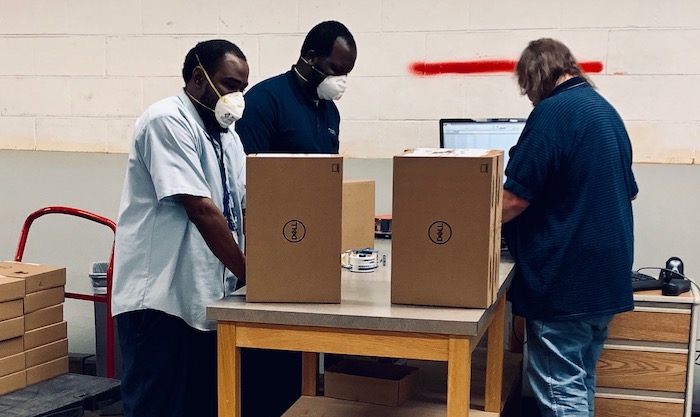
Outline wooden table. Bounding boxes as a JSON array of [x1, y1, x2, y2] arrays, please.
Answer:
[[208, 241, 514, 417]]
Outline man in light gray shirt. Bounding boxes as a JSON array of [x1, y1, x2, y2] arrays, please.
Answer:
[[112, 39, 248, 417]]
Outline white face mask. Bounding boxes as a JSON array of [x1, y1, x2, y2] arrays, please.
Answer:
[[195, 54, 245, 129], [214, 91, 245, 128], [316, 75, 347, 101]]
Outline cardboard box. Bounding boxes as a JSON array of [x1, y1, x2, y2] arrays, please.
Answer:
[[25, 338, 68, 368], [0, 299, 23, 321], [24, 286, 64, 314], [0, 337, 23, 358], [0, 262, 65, 294], [26, 355, 68, 385], [25, 303, 63, 331], [324, 359, 418, 407], [391, 149, 503, 308], [24, 321, 67, 350], [342, 179, 376, 253], [0, 352, 25, 378], [0, 276, 24, 303], [0, 370, 26, 396], [0, 316, 24, 342], [246, 154, 343, 303]]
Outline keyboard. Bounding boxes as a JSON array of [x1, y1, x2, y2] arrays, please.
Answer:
[[631, 270, 664, 291]]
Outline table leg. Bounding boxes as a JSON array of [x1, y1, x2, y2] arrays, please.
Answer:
[[218, 322, 241, 417], [301, 352, 319, 396], [447, 336, 471, 417], [485, 295, 506, 413]]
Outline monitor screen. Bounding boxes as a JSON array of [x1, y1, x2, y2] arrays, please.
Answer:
[[439, 118, 525, 182]]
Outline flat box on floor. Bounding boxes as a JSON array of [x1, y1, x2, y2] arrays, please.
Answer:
[[26, 356, 68, 386], [324, 359, 419, 407], [391, 148, 504, 308], [342, 179, 376, 252], [246, 154, 343, 303], [0, 262, 65, 294]]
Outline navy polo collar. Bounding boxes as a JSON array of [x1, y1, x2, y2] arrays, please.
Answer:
[[285, 68, 317, 105], [549, 76, 589, 99]]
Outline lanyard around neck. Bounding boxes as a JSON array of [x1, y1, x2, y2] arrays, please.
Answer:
[[208, 132, 237, 233]]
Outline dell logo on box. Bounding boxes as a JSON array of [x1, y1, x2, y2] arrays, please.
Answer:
[[283, 220, 306, 243], [428, 221, 452, 244]]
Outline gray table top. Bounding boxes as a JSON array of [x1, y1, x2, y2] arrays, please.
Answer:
[[207, 240, 515, 336]]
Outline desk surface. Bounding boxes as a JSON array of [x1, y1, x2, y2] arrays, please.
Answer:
[[0, 373, 120, 417], [633, 287, 699, 304], [208, 240, 515, 336]]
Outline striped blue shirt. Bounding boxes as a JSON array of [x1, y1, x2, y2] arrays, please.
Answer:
[[504, 77, 638, 320]]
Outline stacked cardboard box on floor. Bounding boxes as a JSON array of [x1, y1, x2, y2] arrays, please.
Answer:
[[246, 154, 343, 303], [391, 148, 504, 308], [0, 262, 68, 389], [0, 276, 26, 395]]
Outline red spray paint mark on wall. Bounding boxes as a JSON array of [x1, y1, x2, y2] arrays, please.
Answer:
[[409, 59, 604, 76]]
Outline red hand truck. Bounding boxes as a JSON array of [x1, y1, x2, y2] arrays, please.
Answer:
[[14, 206, 117, 379]]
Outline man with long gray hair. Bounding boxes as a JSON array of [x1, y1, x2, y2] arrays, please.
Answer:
[[501, 38, 638, 417]]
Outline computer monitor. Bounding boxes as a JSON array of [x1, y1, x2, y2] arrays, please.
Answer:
[[439, 118, 526, 182]]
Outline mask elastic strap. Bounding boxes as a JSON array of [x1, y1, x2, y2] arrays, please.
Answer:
[[300, 56, 328, 79], [185, 89, 215, 113], [195, 54, 222, 99]]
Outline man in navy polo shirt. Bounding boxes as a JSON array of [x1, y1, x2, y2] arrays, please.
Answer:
[[235, 21, 357, 417], [236, 20, 357, 154], [502, 39, 638, 417]]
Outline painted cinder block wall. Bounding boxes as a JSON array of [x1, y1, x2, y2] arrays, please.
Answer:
[[0, 0, 698, 162]]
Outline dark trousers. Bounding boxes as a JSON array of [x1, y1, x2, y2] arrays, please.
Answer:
[[241, 349, 302, 417], [116, 309, 217, 417]]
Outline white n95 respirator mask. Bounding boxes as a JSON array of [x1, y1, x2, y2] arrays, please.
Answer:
[[316, 75, 347, 101], [214, 92, 245, 128], [195, 54, 245, 129]]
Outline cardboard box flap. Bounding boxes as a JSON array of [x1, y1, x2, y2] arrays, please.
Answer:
[[0, 262, 65, 293]]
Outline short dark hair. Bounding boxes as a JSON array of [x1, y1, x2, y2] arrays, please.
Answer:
[[516, 38, 593, 104], [182, 40, 246, 83], [300, 21, 355, 58]]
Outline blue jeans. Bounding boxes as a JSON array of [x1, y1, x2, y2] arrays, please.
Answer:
[[526, 315, 614, 417]]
